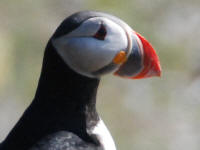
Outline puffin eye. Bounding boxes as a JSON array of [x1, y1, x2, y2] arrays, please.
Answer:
[[93, 23, 107, 40]]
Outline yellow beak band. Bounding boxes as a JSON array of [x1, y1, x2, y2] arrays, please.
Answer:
[[112, 51, 127, 65]]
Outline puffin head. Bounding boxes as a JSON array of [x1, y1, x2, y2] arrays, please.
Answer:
[[51, 11, 161, 79]]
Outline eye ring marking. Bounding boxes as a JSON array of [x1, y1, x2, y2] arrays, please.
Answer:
[[93, 23, 107, 40]]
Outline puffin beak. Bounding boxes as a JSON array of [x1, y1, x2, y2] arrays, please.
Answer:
[[114, 32, 161, 79], [133, 32, 161, 79]]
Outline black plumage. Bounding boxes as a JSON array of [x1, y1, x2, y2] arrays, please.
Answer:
[[0, 11, 108, 150], [30, 131, 99, 150], [0, 10, 161, 150]]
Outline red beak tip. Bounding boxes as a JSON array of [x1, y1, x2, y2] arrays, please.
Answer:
[[158, 67, 162, 77], [153, 62, 162, 77], [154, 70, 162, 78], [157, 70, 162, 77], [134, 32, 162, 79]]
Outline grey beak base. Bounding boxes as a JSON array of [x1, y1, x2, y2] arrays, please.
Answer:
[[115, 36, 143, 77]]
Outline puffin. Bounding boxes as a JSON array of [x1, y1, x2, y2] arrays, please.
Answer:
[[0, 11, 161, 150]]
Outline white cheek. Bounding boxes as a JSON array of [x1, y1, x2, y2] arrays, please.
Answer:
[[52, 17, 128, 78], [66, 18, 101, 37], [53, 37, 119, 77], [103, 18, 128, 50]]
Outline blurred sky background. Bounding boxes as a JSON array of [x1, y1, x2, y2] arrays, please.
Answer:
[[1, 0, 200, 150]]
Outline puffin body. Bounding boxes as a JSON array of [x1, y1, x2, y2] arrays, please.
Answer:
[[0, 11, 161, 150]]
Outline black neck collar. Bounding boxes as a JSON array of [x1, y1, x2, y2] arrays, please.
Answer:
[[2, 41, 100, 150], [35, 40, 100, 108]]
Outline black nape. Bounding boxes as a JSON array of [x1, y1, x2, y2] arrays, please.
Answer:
[[1, 11, 120, 150], [1, 40, 100, 150]]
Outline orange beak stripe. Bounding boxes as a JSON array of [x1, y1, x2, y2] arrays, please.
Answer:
[[112, 51, 127, 65]]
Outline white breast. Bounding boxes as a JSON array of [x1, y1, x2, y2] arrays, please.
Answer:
[[91, 119, 117, 150]]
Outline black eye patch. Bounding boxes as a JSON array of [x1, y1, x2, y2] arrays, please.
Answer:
[[93, 23, 107, 40]]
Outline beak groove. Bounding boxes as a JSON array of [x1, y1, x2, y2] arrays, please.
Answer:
[[114, 31, 161, 79], [133, 32, 161, 79]]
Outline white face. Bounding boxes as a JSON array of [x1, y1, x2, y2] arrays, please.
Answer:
[[52, 17, 129, 78]]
